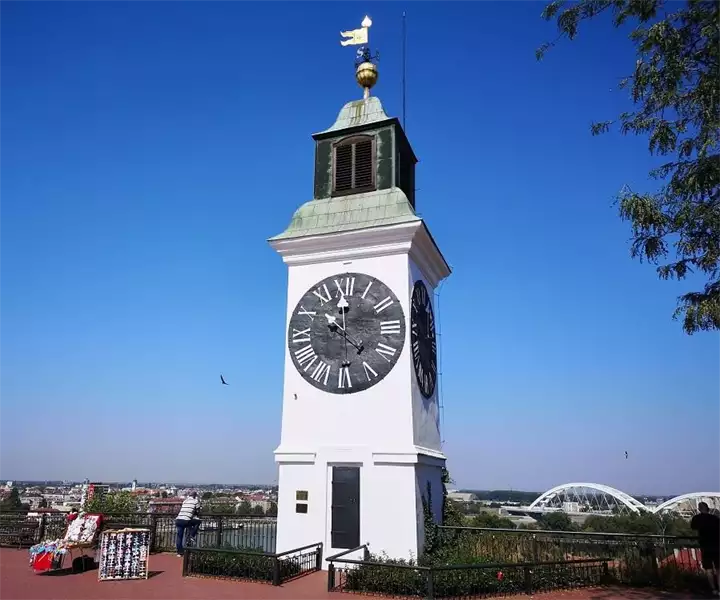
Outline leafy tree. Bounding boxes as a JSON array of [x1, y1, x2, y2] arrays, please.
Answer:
[[440, 468, 464, 527], [236, 500, 252, 515], [582, 511, 693, 535], [84, 491, 138, 514], [205, 501, 235, 514], [38, 498, 48, 509], [0, 488, 23, 511], [538, 0, 720, 333], [250, 504, 265, 516], [538, 511, 578, 531], [202, 491, 213, 500], [266, 502, 278, 517], [468, 512, 517, 529]]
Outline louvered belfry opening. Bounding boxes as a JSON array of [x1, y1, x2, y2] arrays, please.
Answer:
[[332, 135, 375, 196]]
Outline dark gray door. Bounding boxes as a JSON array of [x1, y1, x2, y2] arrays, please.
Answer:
[[331, 466, 360, 549]]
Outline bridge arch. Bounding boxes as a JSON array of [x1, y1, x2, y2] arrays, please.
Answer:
[[653, 492, 720, 515], [528, 482, 648, 514]]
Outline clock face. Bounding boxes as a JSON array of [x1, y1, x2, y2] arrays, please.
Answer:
[[411, 280, 437, 399], [288, 273, 406, 394]]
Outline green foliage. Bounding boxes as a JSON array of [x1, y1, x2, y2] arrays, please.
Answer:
[[343, 551, 610, 597], [84, 491, 138, 514], [235, 500, 252, 515], [582, 512, 692, 536], [202, 492, 213, 500], [440, 468, 464, 527], [422, 482, 440, 557], [538, 511, 579, 532], [0, 488, 22, 512], [250, 505, 265, 516], [266, 502, 278, 517], [205, 502, 236, 515], [344, 553, 427, 596], [539, 0, 720, 333], [186, 548, 301, 583], [468, 512, 517, 529]]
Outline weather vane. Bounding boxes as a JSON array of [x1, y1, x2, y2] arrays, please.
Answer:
[[340, 15, 380, 99]]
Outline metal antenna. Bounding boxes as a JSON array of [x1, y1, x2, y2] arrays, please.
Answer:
[[436, 278, 447, 447], [402, 11, 407, 130]]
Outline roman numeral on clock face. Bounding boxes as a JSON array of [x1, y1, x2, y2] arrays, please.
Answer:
[[362, 361, 378, 381], [361, 280, 373, 299], [374, 296, 394, 313], [380, 320, 401, 335], [334, 277, 355, 298], [312, 284, 332, 305], [310, 361, 330, 386], [376, 343, 397, 362], [338, 366, 352, 388], [291, 327, 311, 343], [298, 305, 316, 320], [294, 345, 317, 371]]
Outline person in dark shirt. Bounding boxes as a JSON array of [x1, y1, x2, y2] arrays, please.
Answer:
[[691, 502, 720, 596]]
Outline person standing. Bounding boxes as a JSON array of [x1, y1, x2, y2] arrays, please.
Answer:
[[691, 501, 720, 596], [175, 491, 201, 557]]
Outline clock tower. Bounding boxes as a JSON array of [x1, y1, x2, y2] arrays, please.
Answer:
[[268, 37, 450, 563]]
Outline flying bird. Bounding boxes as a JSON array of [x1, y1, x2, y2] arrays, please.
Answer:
[[220, 374, 228, 385], [625, 451, 628, 459]]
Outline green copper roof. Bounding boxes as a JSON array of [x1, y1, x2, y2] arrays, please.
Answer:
[[269, 188, 419, 241], [314, 96, 390, 136]]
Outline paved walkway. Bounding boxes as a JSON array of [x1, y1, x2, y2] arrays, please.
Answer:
[[0, 549, 702, 600]]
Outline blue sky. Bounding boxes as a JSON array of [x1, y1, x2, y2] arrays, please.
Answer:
[[1, 1, 717, 496]]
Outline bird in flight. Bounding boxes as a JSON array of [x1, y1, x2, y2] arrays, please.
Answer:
[[625, 451, 628, 459], [220, 374, 228, 385]]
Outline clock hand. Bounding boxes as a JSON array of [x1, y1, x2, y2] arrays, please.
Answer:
[[337, 296, 349, 363], [325, 314, 364, 353]]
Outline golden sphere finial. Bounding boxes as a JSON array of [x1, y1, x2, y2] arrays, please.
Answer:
[[356, 61, 378, 97]]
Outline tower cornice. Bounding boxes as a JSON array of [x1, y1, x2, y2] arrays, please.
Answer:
[[269, 220, 450, 288]]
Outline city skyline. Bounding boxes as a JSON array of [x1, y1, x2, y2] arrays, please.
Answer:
[[2, 3, 717, 497]]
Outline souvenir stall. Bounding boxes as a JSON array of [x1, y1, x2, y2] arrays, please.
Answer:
[[98, 528, 150, 581], [29, 513, 103, 574]]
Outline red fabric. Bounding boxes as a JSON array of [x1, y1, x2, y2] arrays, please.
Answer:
[[31, 551, 62, 573]]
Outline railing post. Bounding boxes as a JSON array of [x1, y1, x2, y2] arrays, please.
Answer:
[[272, 556, 281, 586], [182, 549, 189, 576], [532, 534, 539, 563], [327, 562, 335, 592], [646, 541, 659, 585], [523, 566, 533, 595], [363, 546, 370, 561], [215, 516, 223, 548], [150, 514, 159, 553], [425, 569, 435, 600], [315, 543, 323, 571]]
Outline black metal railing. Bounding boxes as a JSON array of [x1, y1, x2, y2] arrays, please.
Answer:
[[438, 526, 689, 561], [327, 545, 615, 598], [327, 530, 710, 598], [0, 511, 277, 554], [183, 542, 323, 586]]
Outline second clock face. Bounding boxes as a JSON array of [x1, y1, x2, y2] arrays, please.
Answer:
[[288, 272, 406, 394], [411, 280, 438, 398]]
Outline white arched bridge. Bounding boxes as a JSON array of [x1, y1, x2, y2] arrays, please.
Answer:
[[504, 483, 720, 518]]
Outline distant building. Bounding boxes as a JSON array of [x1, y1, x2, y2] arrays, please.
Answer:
[[447, 492, 477, 503], [148, 498, 184, 514]]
